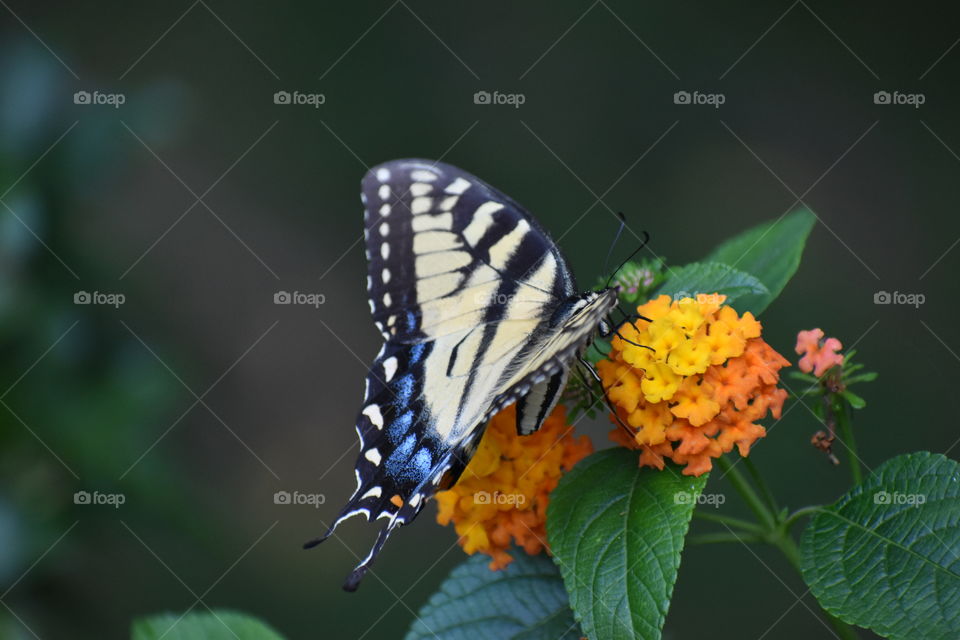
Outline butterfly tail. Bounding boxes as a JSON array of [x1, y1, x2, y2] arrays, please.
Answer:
[[341, 516, 403, 591], [303, 480, 391, 550], [334, 448, 472, 590]]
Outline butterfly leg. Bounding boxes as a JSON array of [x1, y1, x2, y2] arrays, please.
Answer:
[[575, 354, 635, 439]]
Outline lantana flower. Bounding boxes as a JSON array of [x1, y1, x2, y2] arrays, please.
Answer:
[[795, 328, 843, 377], [791, 328, 872, 465], [435, 404, 592, 570], [599, 294, 789, 476]]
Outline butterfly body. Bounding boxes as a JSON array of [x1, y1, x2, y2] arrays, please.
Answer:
[[313, 159, 618, 590]]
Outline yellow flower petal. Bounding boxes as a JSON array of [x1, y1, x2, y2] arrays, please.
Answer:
[[435, 404, 593, 569], [602, 294, 789, 475]]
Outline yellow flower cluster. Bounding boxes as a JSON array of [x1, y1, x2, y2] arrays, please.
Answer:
[[435, 404, 592, 570], [598, 294, 789, 475]]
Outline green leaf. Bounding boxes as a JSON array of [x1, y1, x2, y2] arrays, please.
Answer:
[[800, 452, 960, 640], [787, 371, 821, 384], [132, 611, 286, 640], [845, 372, 878, 385], [840, 390, 866, 409], [405, 551, 580, 640], [656, 262, 768, 309], [547, 448, 707, 640], [704, 208, 816, 314]]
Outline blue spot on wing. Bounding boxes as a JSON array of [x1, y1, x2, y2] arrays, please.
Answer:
[[394, 375, 415, 407], [410, 447, 432, 475], [404, 311, 418, 333], [409, 342, 426, 363], [387, 409, 414, 443], [387, 433, 418, 480], [388, 342, 426, 410]]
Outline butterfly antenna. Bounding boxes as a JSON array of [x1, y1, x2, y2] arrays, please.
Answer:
[[604, 229, 651, 290]]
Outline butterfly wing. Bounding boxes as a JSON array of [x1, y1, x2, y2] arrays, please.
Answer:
[[362, 159, 576, 343], [314, 159, 617, 591]]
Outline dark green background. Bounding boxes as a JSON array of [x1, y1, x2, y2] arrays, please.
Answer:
[[1, 2, 957, 638]]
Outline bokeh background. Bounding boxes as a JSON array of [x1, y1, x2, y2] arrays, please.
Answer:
[[1, 2, 958, 638]]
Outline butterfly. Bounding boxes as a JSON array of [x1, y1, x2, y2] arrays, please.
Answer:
[[308, 159, 620, 591]]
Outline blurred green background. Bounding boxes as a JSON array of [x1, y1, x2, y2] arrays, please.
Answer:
[[1, 2, 957, 638]]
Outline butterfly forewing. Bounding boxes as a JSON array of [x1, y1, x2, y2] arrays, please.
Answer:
[[362, 159, 575, 343]]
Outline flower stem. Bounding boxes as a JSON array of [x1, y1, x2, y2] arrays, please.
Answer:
[[743, 456, 779, 514], [836, 400, 863, 485], [716, 456, 860, 639], [716, 455, 777, 530], [692, 510, 766, 535], [688, 532, 763, 545], [772, 535, 860, 640]]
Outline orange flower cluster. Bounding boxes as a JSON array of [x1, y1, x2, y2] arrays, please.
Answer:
[[434, 404, 592, 570], [795, 328, 843, 376], [598, 295, 790, 476]]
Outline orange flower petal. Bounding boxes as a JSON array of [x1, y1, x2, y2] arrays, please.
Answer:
[[604, 296, 790, 476]]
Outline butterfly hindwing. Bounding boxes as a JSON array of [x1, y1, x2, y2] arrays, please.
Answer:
[[316, 159, 620, 591], [516, 369, 569, 435]]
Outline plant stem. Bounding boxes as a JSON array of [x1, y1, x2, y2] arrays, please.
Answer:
[[692, 510, 766, 535], [773, 533, 802, 570], [836, 400, 863, 485], [688, 532, 763, 545], [715, 456, 860, 639], [773, 535, 860, 640], [712, 456, 860, 638], [783, 505, 823, 530], [716, 455, 777, 530], [743, 456, 779, 514]]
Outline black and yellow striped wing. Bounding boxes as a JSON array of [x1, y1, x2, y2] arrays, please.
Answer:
[[312, 159, 618, 590]]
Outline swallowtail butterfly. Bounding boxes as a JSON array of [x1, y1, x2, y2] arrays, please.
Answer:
[[309, 159, 620, 590]]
